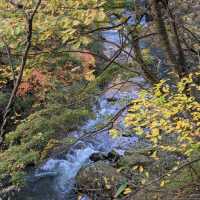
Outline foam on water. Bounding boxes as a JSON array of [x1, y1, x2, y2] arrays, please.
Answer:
[[38, 145, 96, 193], [16, 76, 146, 200], [16, 12, 149, 199]]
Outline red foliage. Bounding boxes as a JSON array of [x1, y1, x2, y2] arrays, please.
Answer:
[[78, 51, 96, 67], [17, 82, 33, 97], [30, 69, 46, 87], [17, 69, 47, 97]]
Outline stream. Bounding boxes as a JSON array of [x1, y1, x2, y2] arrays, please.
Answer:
[[16, 15, 149, 200]]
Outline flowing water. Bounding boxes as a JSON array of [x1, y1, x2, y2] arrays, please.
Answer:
[[16, 14, 149, 200], [16, 76, 148, 200]]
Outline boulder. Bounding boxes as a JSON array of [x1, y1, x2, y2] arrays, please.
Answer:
[[117, 143, 154, 168], [117, 153, 153, 168], [107, 150, 121, 162], [89, 150, 120, 163], [89, 153, 107, 162], [76, 161, 126, 199]]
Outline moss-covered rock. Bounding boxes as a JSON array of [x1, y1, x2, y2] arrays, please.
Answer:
[[117, 141, 154, 167], [115, 140, 181, 188], [0, 104, 92, 186], [76, 161, 127, 199], [117, 152, 153, 168]]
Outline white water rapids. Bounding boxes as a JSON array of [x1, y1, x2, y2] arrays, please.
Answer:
[[16, 15, 149, 200]]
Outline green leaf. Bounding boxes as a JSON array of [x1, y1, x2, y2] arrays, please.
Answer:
[[114, 181, 128, 198]]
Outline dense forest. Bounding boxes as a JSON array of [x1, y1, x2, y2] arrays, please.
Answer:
[[0, 0, 199, 199]]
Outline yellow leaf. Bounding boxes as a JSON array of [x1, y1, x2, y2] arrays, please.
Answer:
[[117, 167, 125, 172], [160, 180, 165, 187], [97, 9, 106, 22], [109, 129, 120, 138], [145, 172, 149, 178], [151, 151, 159, 160], [151, 128, 160, 137], [123, 187, 132, 195], [162, 85, 170, 93], [84, 70, 95, 81], [132, 165, 138, 171], [104, 177, 111, 189], [141, 179, 146, 185], [139, 165, 144, 173], [134, 127, 144, 136]]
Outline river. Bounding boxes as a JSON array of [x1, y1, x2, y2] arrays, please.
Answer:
[[15, 14, 149, 200]]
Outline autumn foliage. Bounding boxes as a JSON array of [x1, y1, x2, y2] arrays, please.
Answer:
[[17, 69, 47, 97], [78, 51, 96, 81], [125, 73, 200, 157]]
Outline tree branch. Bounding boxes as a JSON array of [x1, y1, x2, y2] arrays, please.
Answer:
[[0, 0, 42, 144], [82, 16, 131, 34], [1, 37, 16, 83]]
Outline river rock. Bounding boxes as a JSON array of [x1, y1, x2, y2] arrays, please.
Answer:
[[117, 141, 154, 168], [89, 150, 120, 162], [117, 151, 154, 168], [106, 97, 118, 102], [89, 153, 107, 162], [76, 161, 126, 199], [107, 150, 121, 162]]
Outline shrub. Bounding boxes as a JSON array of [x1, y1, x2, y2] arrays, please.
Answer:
[[125, 73, 200, 164]]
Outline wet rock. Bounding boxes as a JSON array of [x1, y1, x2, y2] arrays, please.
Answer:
[[106, 97, 118, 102], [117, 141, 154, 168], [150, 152, 179, 173], [89, 153, 107, 162], [104, 89, 119, 101], [78, 194, 91, 200], [124, 146, 154, 157], [90, 150, 120, 163], [117, 151, 154, 168], [107, 150, 121, 162], [33, 171, 58, 180], [76, 161, 126, 199], [116, 140, 180, 188]]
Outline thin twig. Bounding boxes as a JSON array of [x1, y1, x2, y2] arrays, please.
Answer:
[[83, 16, 131, 34], [0, 0, 42, 144], [1, 37, 16, 82]]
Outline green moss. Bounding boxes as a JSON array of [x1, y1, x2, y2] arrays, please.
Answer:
[[6, 105, 91, 146], [0, 63, 132, 186], [11, 172, 26, 186], [0, 91, 9, 107], [83, 64, 123, 95], [15, 95, 35, 113], [0, 145, 39, 185], [0, 103, 92, 185], [166, 161, 200, 190]]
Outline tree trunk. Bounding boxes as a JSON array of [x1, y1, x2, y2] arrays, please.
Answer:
[[151, 0, 184, 77], [132, 0, 159, 83], [166, 5, 187, 74], [132, 35, 159, 83]]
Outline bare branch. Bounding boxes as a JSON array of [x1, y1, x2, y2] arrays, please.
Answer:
[[0, 0, 42, 144], [82, 16, 131, 34], [0, 37, 16, 82]]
